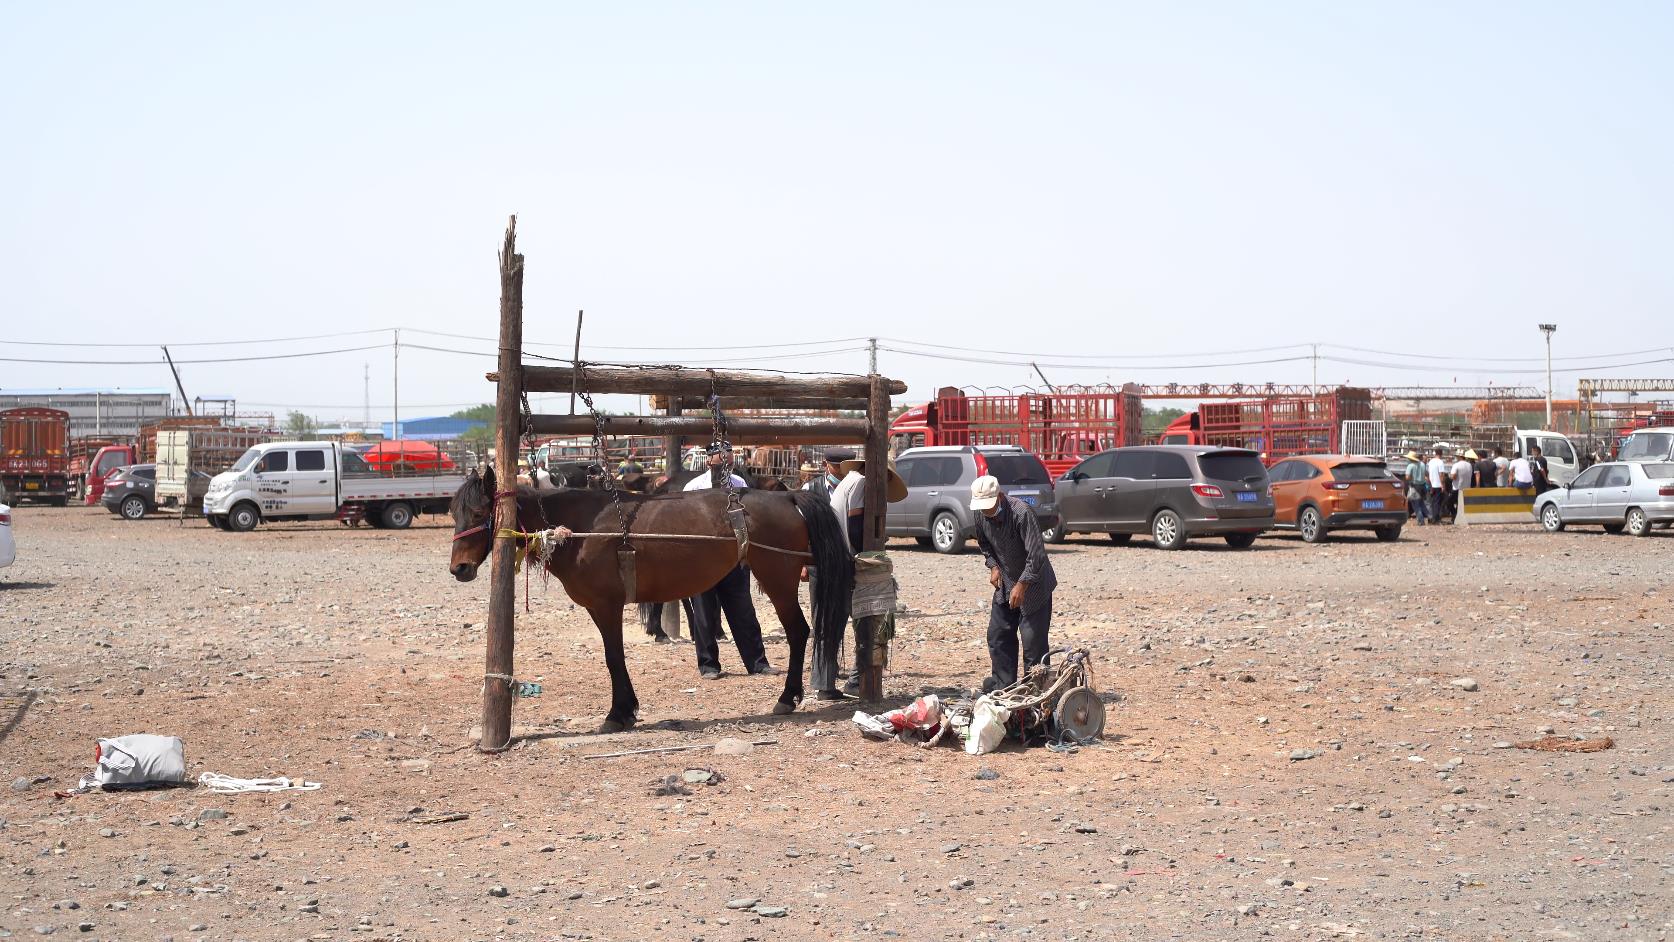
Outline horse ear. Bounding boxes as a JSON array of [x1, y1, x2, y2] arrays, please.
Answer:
[[482, 464, 497, 491]]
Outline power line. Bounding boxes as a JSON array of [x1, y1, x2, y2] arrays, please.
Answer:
[[403, 327, 874, 352], [1318, 354, 1674, 375], [0, 328, 394, 348], [880, 337, 1314, 360], [878, 345, 1316, 371], [0, 343, 392, 366], [1323, 342, 1674, 364]]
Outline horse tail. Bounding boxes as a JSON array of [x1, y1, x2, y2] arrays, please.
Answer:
[[791, 490, 853, 668]]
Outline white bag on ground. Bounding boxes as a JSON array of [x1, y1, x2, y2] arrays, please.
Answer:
[[84, 735, 187, 788], [965, 698, 1011, 755]]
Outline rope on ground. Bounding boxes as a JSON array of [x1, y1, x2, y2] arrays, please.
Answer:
[[197, 772, 323, 794]]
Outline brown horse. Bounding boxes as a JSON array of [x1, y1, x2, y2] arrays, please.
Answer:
[[448, 467, 851, 732]]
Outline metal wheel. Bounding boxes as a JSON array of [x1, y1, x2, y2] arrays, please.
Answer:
[[1151, 509, 1185, 550], [119, 495, 147, 520], [1052, 686, 1105, 740], [1540, 503, 1564, 532], [1626, 508, 1650, 537], [380, 501, 414, 530], [1299, 506, 1327, 543], [931, 512, 965, 555], [1042, 522, 1066, 544], [228, 502, 260, 533]]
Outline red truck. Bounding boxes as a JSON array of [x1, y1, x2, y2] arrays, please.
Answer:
[[1157, 388, 1375, 463], [76, 442, 142, 504], [1, 407, 72, 505], [889, 385, 1145, 477]]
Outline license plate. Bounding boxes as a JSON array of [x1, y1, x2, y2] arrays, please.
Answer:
[[1015, 495, 1038, 506], [1236, 491, 1257, 503], [1362, 499, 1385, 510], [24, 482, 39, 490]]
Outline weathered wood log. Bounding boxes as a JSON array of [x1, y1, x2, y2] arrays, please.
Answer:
[[495, 365, 906, 400], [527, 413, 869, 445], [859, 373, 892, 703], [650, 395, 871, 412], [481, 216, 523, 753]]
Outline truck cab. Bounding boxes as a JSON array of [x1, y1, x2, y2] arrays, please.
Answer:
[[1514, 429, 1581, 485], [1618, 428, 1674, 463]]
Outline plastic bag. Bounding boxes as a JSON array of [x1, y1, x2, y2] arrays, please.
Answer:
[[80, 735, 187, 790], [965, 698, 1011, 755]]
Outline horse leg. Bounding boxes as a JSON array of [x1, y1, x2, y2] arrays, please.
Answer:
[[589, 604, 640, 733], [756, 566, 810, 714]]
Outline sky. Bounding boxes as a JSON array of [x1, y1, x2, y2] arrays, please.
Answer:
[[3, 2, 1672, 424]]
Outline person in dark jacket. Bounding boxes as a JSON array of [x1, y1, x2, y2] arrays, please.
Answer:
[[970, 475, 1057, 692]]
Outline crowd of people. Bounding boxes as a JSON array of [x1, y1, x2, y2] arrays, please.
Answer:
[[1401, 443, 1555, 525]]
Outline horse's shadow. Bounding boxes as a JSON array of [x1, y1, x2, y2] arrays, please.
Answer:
[[511, 699, 875, 748]]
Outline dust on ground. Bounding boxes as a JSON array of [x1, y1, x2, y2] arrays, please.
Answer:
[[1, 507, 1669, 941]]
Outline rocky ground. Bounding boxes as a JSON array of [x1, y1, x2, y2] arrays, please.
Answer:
[[0, 505, 1669, 942]]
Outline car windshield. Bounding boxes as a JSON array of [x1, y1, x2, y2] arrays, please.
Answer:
[[1331, 462, 1394, 481], [986, 454, 1051, 485], [230, 447, 262, 472], [1643, 463, 1674, 480], [1199, 452, 1267, 483], [1621, 432, 1673, 461]]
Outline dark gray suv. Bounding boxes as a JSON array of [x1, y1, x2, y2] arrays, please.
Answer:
[[1050, 445, 1273, 549], [887, 445, 1059, 554]]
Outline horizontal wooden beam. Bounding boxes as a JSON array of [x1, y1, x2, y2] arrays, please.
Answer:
[[525, 413, 871, 445], [495, 365, 906, 400], [650, 395, 870, 412]]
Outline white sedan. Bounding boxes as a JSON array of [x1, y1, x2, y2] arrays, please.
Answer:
[[0, 501, 14, 571], [1534, 461, 1674, 536]]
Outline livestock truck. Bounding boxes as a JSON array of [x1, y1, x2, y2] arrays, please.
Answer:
[[0, 408, 71, 505], [154, 427, 275, 515], [202, 439, 467, 532], [889, 385, 1146, 477]]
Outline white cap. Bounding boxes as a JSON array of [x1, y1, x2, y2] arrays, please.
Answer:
[[969, 475, 1001, 511]]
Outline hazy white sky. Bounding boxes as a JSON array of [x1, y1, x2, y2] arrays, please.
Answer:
[[3, 3, 1671, 422]]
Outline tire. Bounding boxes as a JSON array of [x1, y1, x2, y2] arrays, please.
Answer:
[[1374, 525, 1403, 542], [1223, 532, 1258, 549], [380, 502, 415, 530], [1626, 508, 1650, 537], [1602, 523, 1624, 535], [1539, 503, 1564, 532], [1108, 532, 1132, 545], [1151, 509, 1186, 550], [930, 512, 966, 555], [208, 515, 229, 531], [119, 495, 148, 520], [227, 502, 260, 533], [913, 536, 932, 548], [1298, 506, 1328, 544], [1042, 522, 1066, 544]]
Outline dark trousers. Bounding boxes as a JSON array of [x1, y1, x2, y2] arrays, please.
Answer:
[[988, 598, 1051, 689], [688, 564, 769, 675], [1428, 488, 1447, 523]]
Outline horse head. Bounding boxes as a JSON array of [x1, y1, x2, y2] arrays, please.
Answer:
[[449, 466, 496, 582]]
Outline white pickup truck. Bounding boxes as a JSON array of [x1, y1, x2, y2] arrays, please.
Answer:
[[203, 440, 466, 532]]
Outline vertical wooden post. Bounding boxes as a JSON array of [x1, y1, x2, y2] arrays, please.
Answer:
[[480, 216, 524, 752], [859, 373, 891, 701], [664, 400, 683, 480]]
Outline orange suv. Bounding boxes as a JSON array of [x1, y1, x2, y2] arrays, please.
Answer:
[[1268, 455, 1408, 543]]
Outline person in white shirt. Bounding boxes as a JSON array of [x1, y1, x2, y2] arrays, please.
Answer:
[[1449, 453, 1473, 521], [679, 442, 772, 680], [1426, 447, 1449, 524], [1508, 452, 1535, 489], [1492, 447, 1510, 487]]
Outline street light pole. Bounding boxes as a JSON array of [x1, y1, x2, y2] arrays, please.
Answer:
[[1538, 323, 1557, 427]]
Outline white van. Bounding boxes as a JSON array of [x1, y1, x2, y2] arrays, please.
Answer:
[[202, 440, 465, 532], [1514, 429, 1581, 486], [1619, 427, 1674, 463]]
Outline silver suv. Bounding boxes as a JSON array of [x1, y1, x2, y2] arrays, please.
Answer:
[[887, 445, 1059, 554], [1051, 445, 1273, 549]]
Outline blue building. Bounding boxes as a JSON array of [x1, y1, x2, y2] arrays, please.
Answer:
[[380, 416, 486, 441]]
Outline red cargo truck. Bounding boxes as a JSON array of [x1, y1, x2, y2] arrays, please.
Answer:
[[1156, 389, 1374, 463], [1, 407, 72, 505], [78, 442, 142, 504], [890, 385, 1145, 477]]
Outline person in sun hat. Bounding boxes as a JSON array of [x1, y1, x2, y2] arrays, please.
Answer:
[[1403, 450, 1430, 526], [677, 441, 773, 680], [970, 474, 1057, 693]]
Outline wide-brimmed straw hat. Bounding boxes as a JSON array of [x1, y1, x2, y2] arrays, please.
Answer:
[[1463, 448, 1479, 460], [1404, 451, 1420, 461], [799, 461, 821, 474], [837, 457, 909, 503]]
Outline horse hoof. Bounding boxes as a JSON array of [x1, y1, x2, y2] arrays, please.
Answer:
[[599, 717, 634, 734], [771, 700, 797, 716]]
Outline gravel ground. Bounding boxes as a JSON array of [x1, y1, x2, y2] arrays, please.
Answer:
[[1, 506, 1669, 941]]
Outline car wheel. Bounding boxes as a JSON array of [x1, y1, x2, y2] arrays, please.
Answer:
[[119, 495, 147, 520], [208, 515, 229, 531], [1602, 523, 1624, 535], [1223, 532, 1258, 549], [1625, 508, 1650, 537], [1299, 506, 1327, 543], [380, 502, 414, 530], [228, 502, 260, 533], [1151, 509, 1186, 550], [1374, 525, 1403, 542], [1540, 503, 1564, 532], [1107, 532, 1133, 545], [930, 512, 966, 555], [1042, 522, 1066, 544]]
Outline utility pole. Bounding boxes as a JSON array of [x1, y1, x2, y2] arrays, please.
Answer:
[[1538, 324, 1557, 427], [392, 328, 401, 441], [868, 337, 878, 375], [363, 363, 370, 433], [1311, 343, 1319, 395]]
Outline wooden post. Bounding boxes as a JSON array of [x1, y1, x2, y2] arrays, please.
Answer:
[[664, 399, 683, 482], [480, 216, 523, 752], [859, 373, 891, 702]]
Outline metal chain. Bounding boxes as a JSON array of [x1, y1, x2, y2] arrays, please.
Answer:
[[706, 376, 746, 517], [577, 363, 632, 549]]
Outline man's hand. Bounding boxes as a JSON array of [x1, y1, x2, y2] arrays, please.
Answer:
[[799, 565, 810, 582], [1008, 580, 1028, 610], [989, 567, 1002, 589]]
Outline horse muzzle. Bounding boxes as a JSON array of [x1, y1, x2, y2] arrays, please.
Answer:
[[451, 562, 480, 582]]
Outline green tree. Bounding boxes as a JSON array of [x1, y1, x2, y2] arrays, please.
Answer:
[[450, 404, 496, 424], [1142, 406, 1186, 436], [450, 404, 495, 448], [284, 411, 319, 438]]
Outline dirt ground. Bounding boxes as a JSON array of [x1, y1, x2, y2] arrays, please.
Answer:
[[0, 505, 1668, 942]]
